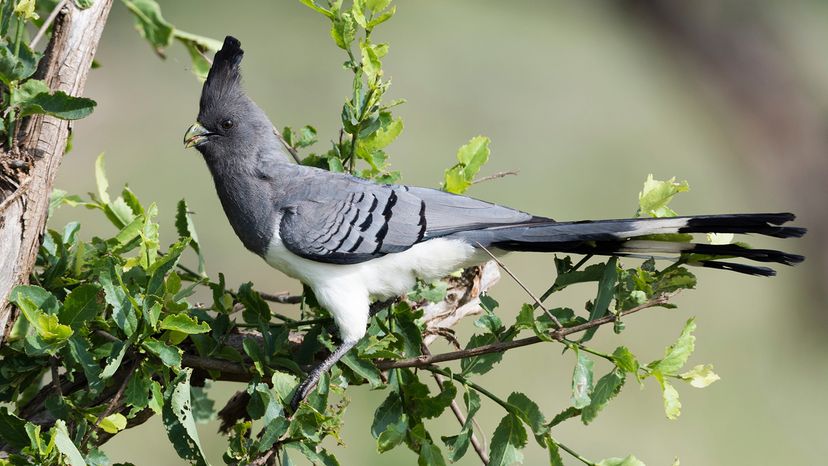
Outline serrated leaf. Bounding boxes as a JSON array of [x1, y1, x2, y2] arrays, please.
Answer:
[[611, 346, 639, 374], [174, 198, 206, 273], [597, 455, 647, 466], [372, 392, 406, 453], [14, 79, 96, 119], [340, 348, 383, 388], [61, 284, 102, 328], [122, 0, 174, 54], [160, 314, 210, 335], [544, 436, 565, 466], [68, 336, 102, 390], [581, 369, 625, 424], [441, 389, 480, 462], [100, 340, 129, 379], [54, 420, 86, 466], [443, 136, 490, 194], [0, 41, 40, 85], [162, 369, 208, 465], [460, 332, 504, 376], [571, 349, 594, 409], [125, 371, 151, 411], [660, 378, 681, 420], [489, 413, 527, 466], [507, 392, 546, 436], [143, 338, 182, 368], [638, 174, 689, 218], [649, 318, 696, 376], [299, 0, 333, 18], [99, 260, 137, 337], [581, 257, 618, 343], [679, 364, 720, 388], [418, 441, 447, 466], [330, 12, 356, 50]]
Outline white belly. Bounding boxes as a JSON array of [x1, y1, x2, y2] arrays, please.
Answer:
[[263, 230, 478, 342]]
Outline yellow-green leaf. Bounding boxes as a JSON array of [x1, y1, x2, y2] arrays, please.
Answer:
[[679, 364, 720, 388], [637, 174, 689, 218]]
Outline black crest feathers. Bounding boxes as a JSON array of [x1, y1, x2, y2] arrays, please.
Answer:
[[201, 36, 245, 110]]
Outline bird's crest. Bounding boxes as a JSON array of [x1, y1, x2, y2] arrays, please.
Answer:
[[200, 36, 245, 111]]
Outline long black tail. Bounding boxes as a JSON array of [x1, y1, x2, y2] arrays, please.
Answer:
[[464, 213, 806, 276]]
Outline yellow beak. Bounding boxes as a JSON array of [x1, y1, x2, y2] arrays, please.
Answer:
[[183, 122, 212, 149]]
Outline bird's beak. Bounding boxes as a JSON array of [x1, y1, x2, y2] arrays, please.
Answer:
[[183, 122, 213, 149]]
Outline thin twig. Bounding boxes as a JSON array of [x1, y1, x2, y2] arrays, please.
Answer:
[[378, 293, 672, 370], [94, 359, 138, 429], [259, 290, 303, 304], [273, 126, 302, 164], [472, 170, 518, 185], [424, 346, 489, 464], [476, 243, 562, 328], [30, 0, 69, 49], [180, 294, 674, 380], [0, 176, 30, 214]]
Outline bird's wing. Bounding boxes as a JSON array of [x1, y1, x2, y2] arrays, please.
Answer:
[[278, 172, 538, 264]]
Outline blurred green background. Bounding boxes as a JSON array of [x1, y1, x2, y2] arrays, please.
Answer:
[[48, 1, 827, 464]]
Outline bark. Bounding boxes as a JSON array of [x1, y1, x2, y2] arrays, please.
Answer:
[[0, 0, 114, 344]]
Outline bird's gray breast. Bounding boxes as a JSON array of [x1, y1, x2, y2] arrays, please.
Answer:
[[209, 164, 277, 256]]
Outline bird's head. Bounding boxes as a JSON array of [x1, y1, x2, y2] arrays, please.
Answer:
[[183, 36, 276, 163]]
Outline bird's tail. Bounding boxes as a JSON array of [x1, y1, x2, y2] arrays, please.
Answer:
[[464, 213, 806, 276]]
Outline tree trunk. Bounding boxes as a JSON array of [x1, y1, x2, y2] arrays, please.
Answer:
[[0, 0, 114, 345]]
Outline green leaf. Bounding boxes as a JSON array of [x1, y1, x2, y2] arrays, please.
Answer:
[[53, 420, 87, 466], [441, 389, 480, 462], [0, 407, 30, 450], [330, 12, 356, 50], [418, 441, 447, 466], [637, 174, 689, 218], [125, 370, 151, 411], [13, 0, 38, 19], [147, 237, 189, 298], [460, 332, 504, 376], [611, 346, 640, 374], [648, 318, 696, 376], [570, 349, 594, 409], [289, 442, 339, 466], [340, 348, 383, 389], [122, 0, 174, 54], [9, 284, 60, 316], [162, 369, 208, 465], [75, 0, 95, 9], [443, 135, 490, 194], [372, 392, 406, 453], [175, 199, 205, 274], [143, 338, 182, 368], [61, 284, 102, 328], [596, 455, 647, 466], [101, 340, 129, 379], [299, 0, 333, 18], [653, 267, 696, 294], [68, 336, 102, 389], [489, 414, 527, 466], [0, 41, 40, 85], [544, 436, 565, 466], [507, 392, 546, 436], [13, 79, 96, 119], [679, 364, 720, 388], [98, 413, 127, 434], [660, 379, 681, 420], [581, 369, 625, 424], [99, 259, 137, 337], [547, 407, 582, 428], [95, 153, 111, 204], [160, 314, 210, 335], [173, 30, 222, 81], [580, 257, 618, 343]]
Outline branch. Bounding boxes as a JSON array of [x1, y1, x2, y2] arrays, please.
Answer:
[[0, 0, 114, 345], [472, 170, 518, 185], [378, 293, 673, 371]]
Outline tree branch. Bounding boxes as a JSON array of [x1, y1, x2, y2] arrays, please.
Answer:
[[0, 0, 114, 346], [377, 293, 673, 371]]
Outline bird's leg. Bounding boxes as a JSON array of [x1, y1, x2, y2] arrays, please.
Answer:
[[290, 339, 359, 413], [289, 297, 397, 413]]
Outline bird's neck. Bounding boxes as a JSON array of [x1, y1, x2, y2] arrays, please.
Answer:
[[205, 151, 284, 256]]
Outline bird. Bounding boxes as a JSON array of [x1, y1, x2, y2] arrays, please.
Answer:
[[183, 36, 805, 412]]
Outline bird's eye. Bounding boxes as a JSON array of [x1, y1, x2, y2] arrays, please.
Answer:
[[220, 119, 234, 130]]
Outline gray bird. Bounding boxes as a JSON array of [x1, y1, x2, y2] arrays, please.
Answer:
[[183, 36, 805, 411]]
